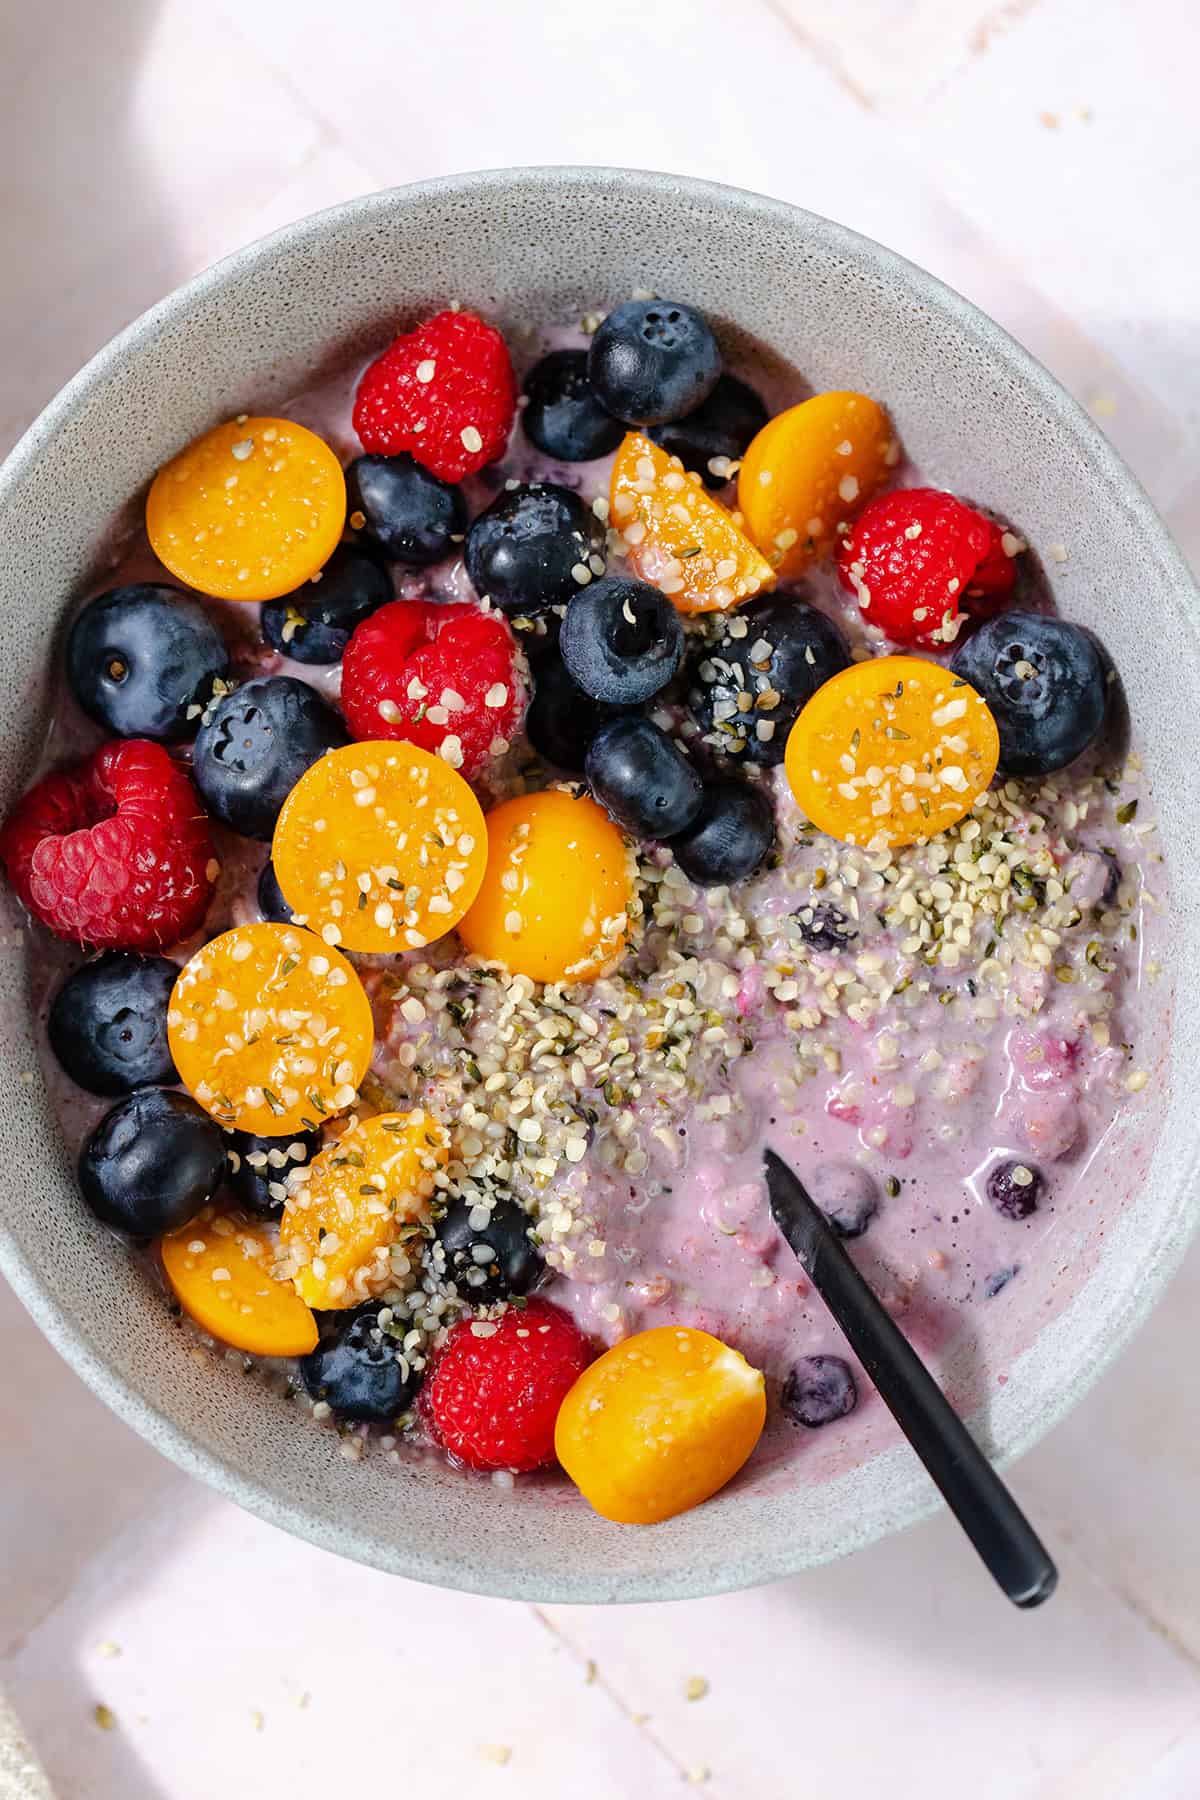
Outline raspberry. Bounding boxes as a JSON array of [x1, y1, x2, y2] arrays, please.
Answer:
[[423, 1298, 594, 1472], [353, 310, 517, 482], [967, 524, 1023, 610], [341, 600, 526, 779], [0, 741, 214, 949], [837, 487, 1018, 650]]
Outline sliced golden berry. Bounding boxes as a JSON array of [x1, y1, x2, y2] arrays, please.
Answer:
[[555, 1326, 766, 1525], [146, 416, 346, 602], [278, 1111, 447, 1309], [160, 1206, 318, 1356], [784, 655, 999, 848], [610, 432, 775, 614], [457, 789, 632, 984], [272, 740, 486, 955], [737, 392, 896, 577], [168, 922, 374, 1138]]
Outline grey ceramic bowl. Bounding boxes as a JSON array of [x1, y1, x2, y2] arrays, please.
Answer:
[[0, 168, 1196, 1602]]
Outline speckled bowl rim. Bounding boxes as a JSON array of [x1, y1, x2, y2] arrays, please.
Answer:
[[2, 166, 1198, 1603]]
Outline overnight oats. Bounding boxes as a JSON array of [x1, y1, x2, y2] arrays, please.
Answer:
[[0, 294, 1166, 1524]]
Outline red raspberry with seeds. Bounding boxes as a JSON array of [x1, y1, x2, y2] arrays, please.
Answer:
[[0, 740, 214, 949], [341, 599, 526, 780], [353, 309, 517, 482], [837, 487, 1019, 650], [424, 1298, 594, 1473]]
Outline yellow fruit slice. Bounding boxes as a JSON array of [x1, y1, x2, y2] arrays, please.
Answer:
[[146, 416, 346, 601], [168, 923, 374, 1138], [272, 741, 487, 954], [160, 1206, 318, 1356], [609, 432, 775, 614], [784, 655, 999, 848], [737, 392, 897, 577], [278, 1111, 447, 1308], [555, 1326, 766, 1525], [457, 789, 633, 984]]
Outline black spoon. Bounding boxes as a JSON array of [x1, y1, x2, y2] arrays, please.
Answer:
[[765, 1149, 1057, 1609]]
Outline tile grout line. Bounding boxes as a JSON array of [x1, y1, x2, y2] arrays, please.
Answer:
[[1048, 1526, 1200, 1681], [742, 1, 1197, 511], [208, 3, 345, 173], [757, 0, 876, 110], [1098, 1573, 1200, 1680], [1134, 1714, 1200, 1796], [527, 1604, 725, 1793], [760, 0, 1045, 115]]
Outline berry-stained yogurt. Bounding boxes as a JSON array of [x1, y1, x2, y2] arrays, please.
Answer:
[[4, 294, 1169, 1521]]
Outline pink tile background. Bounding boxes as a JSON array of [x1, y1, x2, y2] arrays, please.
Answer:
[[4, 2, 1200, 1794]]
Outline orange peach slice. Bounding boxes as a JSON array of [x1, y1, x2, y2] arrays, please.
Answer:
[[737, 392, 896, 577], [457, 789, 633, 984], [160, 1206, 318, 1357], [168, 923, 374, 1138], [146, 416, 345, 601], [784, 655, 999, 848], [272, 741, 487, 954], [278, 1111, 447, 1309], [610, 432, 775, 614], [555, 1326, 766, 1524]]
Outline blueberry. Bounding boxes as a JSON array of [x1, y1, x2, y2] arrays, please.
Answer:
[[781, 1355, 858, 1428], [522, 350, 624, 463], [261, 544, 392, 664], [1098, 849, 1122, 909], [687, 592, 850, 766], [434, 1191, 544, 1304], [560, 576, 684, 705], [649, 373, 768, 487], [47, 952, 179, 1096], [670, 780, 775, 886], [985, 1159, 1044, 1221], [525, 653, 626, 772], [983, 1266, 1020, 1298], [346, 453, 466, 566], [192, 676, 349, 839], [78, 1087, 226, 1237], [588, 299, 721, 426], [586, 717, 703, 839], [225, 1127, 320, 1218], [300, 1302, 423, 1423], [257, 859, 294, 923], [793, 902, 857, 952], [807, 1161, 878, 1239], [465, 482, 603, 616], [1064, 847, 1121, 911], [950, 612, 1107, 776], [66, 585, 229, 741]]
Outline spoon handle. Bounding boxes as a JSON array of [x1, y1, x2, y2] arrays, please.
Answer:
[[765, 1151, 1057, 1608]]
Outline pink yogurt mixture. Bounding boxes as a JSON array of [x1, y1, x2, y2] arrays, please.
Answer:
[[27, 323, 1171, 1479]]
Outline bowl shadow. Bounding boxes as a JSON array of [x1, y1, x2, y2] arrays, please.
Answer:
[[0, 0, 174, 459]]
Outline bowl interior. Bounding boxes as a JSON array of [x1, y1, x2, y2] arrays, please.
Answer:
[[1, 169, 1196, 1601]]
